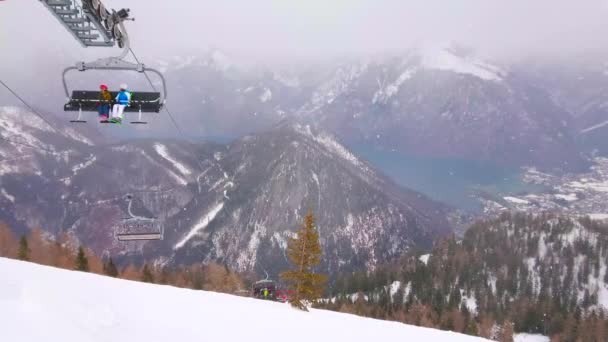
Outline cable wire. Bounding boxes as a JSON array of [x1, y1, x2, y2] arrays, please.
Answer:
[[0, 78, 122, 171], [0, 135, 70, 157], [128, 48, 187, 138], [0, 79, 60, 134]]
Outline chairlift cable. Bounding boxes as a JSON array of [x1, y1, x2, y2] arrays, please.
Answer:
[[128, 48, 187, 137], [0, 136, 70, 157], [0, 79, 60, 134]]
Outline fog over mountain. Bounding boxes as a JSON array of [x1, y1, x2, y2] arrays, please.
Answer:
[[2, 0, 608, 65]]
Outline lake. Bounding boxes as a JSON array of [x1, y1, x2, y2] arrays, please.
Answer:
[[351, 145, 545, 212]]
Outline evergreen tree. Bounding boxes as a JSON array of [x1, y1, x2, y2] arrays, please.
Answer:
[[141, 264, 155, 283], [18, 235, 30, 261], [464, 316, 478, 336], [103, 257, 118, 277], [280, 210, 327, 311], [75, 246, 89, 272]]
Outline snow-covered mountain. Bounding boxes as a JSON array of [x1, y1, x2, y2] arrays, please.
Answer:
[[154, 46, 592, 172], [170, 123, 450, 276], [390, 213, 608, 315], [0, 107, 451, 276], [517, 59, 608, 154], [154, 50, 316, 137], [296, 46, 585, 172], [8, 46, 602, 172], [0, 257, 489, 342]]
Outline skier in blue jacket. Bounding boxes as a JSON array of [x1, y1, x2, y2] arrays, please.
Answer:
[[110, 84, 132, 124]]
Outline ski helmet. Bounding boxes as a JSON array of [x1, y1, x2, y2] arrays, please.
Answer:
[[120, 83, 128, 90], [100, 84, 108, 90]]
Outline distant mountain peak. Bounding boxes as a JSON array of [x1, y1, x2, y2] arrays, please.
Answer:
[[417, 43, 506, 81]]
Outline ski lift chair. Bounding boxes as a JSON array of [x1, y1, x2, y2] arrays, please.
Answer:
[[65, 90, 164, 124], [252, 279, 276, 299], [55, 2, 167, 125], [114, 194, 164, 241], [115, 218, 163, 241]]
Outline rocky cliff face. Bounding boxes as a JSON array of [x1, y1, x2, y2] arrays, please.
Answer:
[[0, 107, 450, 276]]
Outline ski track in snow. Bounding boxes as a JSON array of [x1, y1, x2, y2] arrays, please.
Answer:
[[72, 156, 96, 174], [154, 143, 192, 176], [295, 125, 367, 171], [140, 150, 188, 186], [581, 120, 608, 134], [1, 188, 15, 203], [0, 258, 490, 342], [174, 202, 224, 250], [373, 67, 417, 104]]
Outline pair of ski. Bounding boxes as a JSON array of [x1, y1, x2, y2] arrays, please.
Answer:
[[100, 118, 122, 124]]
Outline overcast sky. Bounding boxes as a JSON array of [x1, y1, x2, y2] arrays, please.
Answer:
[[1, 0, 608, 64]]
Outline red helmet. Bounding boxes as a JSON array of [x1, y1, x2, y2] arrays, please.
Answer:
[[100, 84, 108, 90]]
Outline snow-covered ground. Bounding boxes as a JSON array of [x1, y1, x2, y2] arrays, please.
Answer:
[[419, 253, 430, 265], [0, 258, 489, 342], [514, 333, 550, 342], [174, 202, 225, 250], [154, 143, 192, 176]]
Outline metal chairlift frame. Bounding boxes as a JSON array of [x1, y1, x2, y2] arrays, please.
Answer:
[[63, 24, 168, 124], [40, 0, 167, 124], [252, 270, 277, 299], [115, 194, 164, 241]]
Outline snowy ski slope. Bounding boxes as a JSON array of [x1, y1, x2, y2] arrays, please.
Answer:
[[0, 258, 489, 342]]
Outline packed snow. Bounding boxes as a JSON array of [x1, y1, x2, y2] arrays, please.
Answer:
[[461, 292, 478, 315], [174, 202, 224, 250], [154, 143, 192, 176], [0, 258, 489, 342], [389, 281, 402, 298], [419, 254, 431, 265], [514, 334, 550, 342]]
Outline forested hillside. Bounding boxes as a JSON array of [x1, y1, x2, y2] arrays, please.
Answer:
[[321, 213, 608, 341]]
